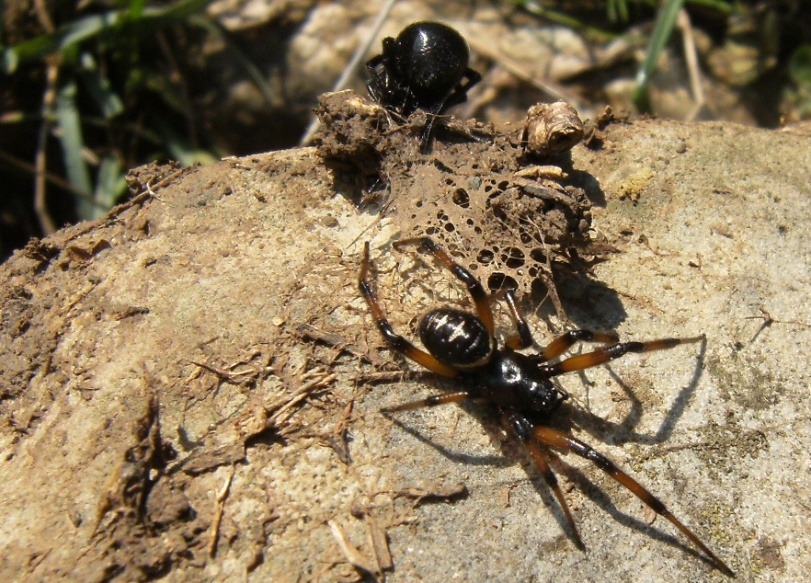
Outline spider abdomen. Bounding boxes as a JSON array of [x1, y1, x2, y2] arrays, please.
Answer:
[[419, 308, 494, 368], [393, 22, 470, 104]]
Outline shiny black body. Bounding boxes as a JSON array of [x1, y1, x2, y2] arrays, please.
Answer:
[[419, 308, 493, 368], [468, 349, 567, 414], [358, 237, 733, 576], [365, 21, 481, 151], [419, 307, 565, 414]]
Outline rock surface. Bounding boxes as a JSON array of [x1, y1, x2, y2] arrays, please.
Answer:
[[1, 109, 809, 582]]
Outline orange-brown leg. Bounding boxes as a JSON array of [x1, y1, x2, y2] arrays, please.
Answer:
[[532, 425, 734, 576], [543, 335, 705, 377], [523, 439, 585, 549], [541, 330, 621, 360], [504, 412, 585, 549], [360, 242, 459, 377], [501, 291, 620, 354], [393, 237, 495, 336]]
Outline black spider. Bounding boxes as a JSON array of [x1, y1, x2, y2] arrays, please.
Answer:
[[365, 21, 482, 152], [359, 237, 734, 576]]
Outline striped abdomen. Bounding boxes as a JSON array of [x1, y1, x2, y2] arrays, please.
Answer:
[[419, 308, 494, 368]]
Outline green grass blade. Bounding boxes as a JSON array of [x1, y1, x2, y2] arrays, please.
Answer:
[[632, 0, 685, 112], [56, 80, 94, 219], [94, 155, 127, 216], [2, 0, 213, 72], [78, 52, 125, 119]]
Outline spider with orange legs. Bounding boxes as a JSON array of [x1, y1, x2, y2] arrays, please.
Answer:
[[359, 237, 733, 577]]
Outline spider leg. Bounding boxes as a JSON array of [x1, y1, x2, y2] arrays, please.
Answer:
[[365, 53, 386, 77], [365, 54, 389, 104], [501, 291, 619, 355], [417, 103, 443, 153], [502, 290, 536, 350], [440, 67, 482, 113], [461, 67, 483, 91], [541, 330, 621, 360], [417, 68, 482, 152], [365, 76, 384, 105], [394, 237, 495, 336], [367, 40, 416, 115], [504, 412, 585, 549], [543, 335, 705, 376], [381, 390, 474, 413], [367, 37, 397, 83], [360, 242, 459, 377], [532, 425, 734, 576]]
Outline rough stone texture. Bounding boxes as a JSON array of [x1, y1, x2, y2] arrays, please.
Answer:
[[0, 114, 809, 582]]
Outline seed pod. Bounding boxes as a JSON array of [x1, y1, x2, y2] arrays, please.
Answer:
[[522, 102, 584, 157]]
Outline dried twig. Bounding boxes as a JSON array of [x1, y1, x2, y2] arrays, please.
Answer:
[[328, 520, 377, 576], [208, 466, 236, 557]]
